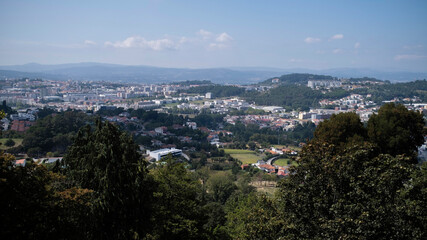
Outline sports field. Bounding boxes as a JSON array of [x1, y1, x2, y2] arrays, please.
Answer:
[[224, 149, 261, 164], [0, 138, 23, 150]]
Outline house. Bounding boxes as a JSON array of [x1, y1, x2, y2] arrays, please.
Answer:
[[241, 164, 249, 170], [186, 122, 197, 130], [258, 164, 276, 173], [147, 148, 182, 161], [14, 159, 26, 167], [155, 126, 168, 134]]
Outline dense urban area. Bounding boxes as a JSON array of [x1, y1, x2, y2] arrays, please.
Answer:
[[1, 73, 427, 239]]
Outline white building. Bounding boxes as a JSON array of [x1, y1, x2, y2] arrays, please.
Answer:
[[147, 148, 183, 161]]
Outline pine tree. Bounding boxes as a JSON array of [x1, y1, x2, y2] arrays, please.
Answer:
[[62, 120, 154, 239]]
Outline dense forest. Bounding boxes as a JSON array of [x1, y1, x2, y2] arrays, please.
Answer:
[[169, 80, 213, 86], [1, 103, 426, 239], [260, 73, 335, 85], [354, 79, 427, 102], [243, 85, 323, 110]]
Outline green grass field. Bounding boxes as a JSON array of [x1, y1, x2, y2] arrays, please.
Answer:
[[0, 138, 24, 150], [224, 149, 261, 164], [224, 149, 254, 154], [273, 158, 291, 166], [273, 158, 299, 167]]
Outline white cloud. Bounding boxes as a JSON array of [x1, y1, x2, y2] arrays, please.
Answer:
[[208, 43, 228, 50], [84, 40, 97, 46], [330, 34, 344, 40], [394, 54, 426, 61], [105, 36, 177, 50], [198, 29, 213, 39], [403, 44, 423, 50], [104, 30, 233, 51], [354, 42, 360, 48], [289, 58, 303, 63], [332, 48, 343, 54], [304, 37, 321, 43], [216, 32, 233, 43]]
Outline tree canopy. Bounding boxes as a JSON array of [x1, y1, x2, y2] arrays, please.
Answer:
[[62, 120, 153, 239], [276, 142, 426, 239], [313, 112, 367, 147], [367, 103, 425, 158]]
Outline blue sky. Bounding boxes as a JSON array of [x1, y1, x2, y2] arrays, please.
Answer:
[[1, 0, 426, 71]]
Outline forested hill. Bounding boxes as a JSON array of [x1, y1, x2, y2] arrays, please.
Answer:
[[260, 73, 336, 85], [168, 80, 214, 86]]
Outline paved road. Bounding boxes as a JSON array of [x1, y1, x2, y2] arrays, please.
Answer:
[[182, 153, 190, 161], [266, 156, 279, 165]]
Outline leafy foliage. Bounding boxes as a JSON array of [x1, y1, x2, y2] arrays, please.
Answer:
[[243, 85, 323, 110], [276, 142, 425, 239], [0, 153, 93, 239], [353, 80, 427, 102], [226, 193, 283, 240], [367, 103, 425, 158], [22, 111, 92, 156], [313, 112, 367, 147], [4, 138, 15, 147], [0, 100, 15, 114], [62, 120, 153, 239], [149, 156, 206, 239], [261, 73, 335, 85]]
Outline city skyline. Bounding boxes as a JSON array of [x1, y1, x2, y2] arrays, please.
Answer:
[[1, 0, 426, 72]]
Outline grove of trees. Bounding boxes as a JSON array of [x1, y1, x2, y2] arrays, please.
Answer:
[[1, 103, 426, 239]]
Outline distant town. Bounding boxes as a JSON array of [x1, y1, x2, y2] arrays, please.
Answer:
[[1, 75, 427, 170]]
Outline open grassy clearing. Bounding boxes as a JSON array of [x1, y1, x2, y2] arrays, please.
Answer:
[[273, 158, 299, 167], [230, 153, 261, 164], [224, 149, 254, 154], [273, 158, 292, 166], [224, 149, 262, 164], [0, 138, 24, 150]]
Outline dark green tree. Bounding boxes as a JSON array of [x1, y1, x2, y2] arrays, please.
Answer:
[[4, 138, 15, 147], [226, 193, 283, 240], [62, 120, 153, 239], [276, 141, 425, 239], [148, 155, 206, 239], [0, 153, 93, 239], [207, 172, 236, 204], [367, 103, 424, 158], [313, 112, 366, 147]]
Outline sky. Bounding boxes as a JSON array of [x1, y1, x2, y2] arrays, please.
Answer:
[[0, 0, 426, 71]]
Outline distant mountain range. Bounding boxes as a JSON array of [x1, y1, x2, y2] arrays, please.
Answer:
[[0, 62, 426, 84]]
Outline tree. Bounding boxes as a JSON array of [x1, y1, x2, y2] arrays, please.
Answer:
[[276, 141, 425, 239], [313, 112, 366, 147], [367, 103, 424, 158], [207, 172, 236, 204], [226, 193, 283, 240], [62, 120, 153, 239], [149, 155, 206, 239], [0, 153, 93, 239], [4, 139, 15, 147]]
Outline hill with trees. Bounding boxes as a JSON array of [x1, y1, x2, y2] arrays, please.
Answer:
[[260, 73, 335, 85], [243, 84, 323, 110]]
